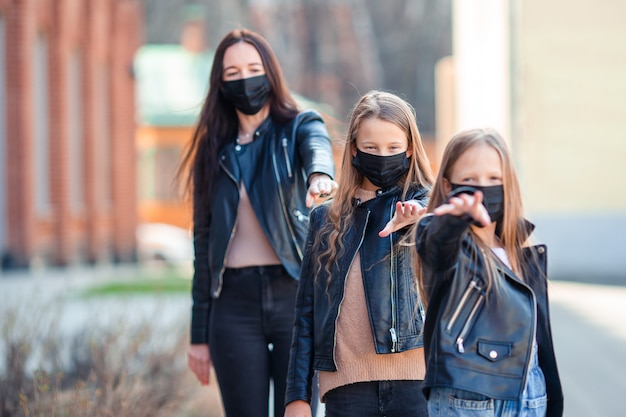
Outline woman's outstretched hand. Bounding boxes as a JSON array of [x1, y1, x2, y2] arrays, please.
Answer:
[[434, 190, 491, 227], [379, 200, 427, 237], [284, 400, 312, 417], [306, 174, 338, 207], [188, 344, 213, 385]]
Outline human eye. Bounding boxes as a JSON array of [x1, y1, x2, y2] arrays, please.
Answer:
[[224, 70, 239, 79]]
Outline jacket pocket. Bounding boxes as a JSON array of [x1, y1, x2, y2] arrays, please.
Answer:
[[477, 340, 513, 362]]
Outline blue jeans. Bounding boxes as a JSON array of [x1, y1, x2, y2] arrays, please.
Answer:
[[209, 265, 318, 417], [427, 346, 547, 417], [324, 380, 428, 417]]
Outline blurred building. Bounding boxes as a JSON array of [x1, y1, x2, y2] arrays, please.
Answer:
[[0, 0, 143, 269], [436, 0, 626, 281]]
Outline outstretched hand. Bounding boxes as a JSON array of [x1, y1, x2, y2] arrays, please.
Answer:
[[433, 189, 491, 227], [306, 174, 338, 207], [379, 200, 427, 237]]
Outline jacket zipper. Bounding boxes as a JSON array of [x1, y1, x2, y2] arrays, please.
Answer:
[[333, 211, 369, 368], [455, 293, 484, 353], [271, 144, 302, 261], [293, 209, 309, 222], [445, 279, 482, 333], [519, 283, 538, 391], [215, 157, 240, 297], [388, 199, 398, 352], [281, 137, 292, 178]]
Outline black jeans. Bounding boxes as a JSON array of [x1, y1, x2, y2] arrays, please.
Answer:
[[209, 265, 317, 417], [324, 380, 428, 417]]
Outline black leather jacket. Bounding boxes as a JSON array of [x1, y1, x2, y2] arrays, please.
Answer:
[[416, 214, 563, 417], [285, 185, 429, 405], [190, 110, 335, 344]]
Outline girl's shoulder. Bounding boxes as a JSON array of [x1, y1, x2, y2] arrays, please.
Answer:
[[405, 183, 431, 205], [310, 201, 332, 223]]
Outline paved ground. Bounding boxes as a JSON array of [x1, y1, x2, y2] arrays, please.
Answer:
[[1, 268, 625, 416]]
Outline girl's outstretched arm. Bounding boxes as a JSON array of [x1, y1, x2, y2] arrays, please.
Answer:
[[379, 200, 427, 237]]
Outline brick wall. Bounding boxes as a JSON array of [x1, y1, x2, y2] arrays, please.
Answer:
[[1, 0, 143, 268]]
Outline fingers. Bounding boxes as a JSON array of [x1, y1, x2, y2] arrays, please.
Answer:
[[306, 176, 338, 207], [188, 346, 211, 385], [434, 191, 491, 226], [378, 201, 426, 237]]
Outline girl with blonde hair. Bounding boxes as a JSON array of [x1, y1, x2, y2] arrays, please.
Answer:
[[285, 90, 433, 417], [414, 128, 563, 416]]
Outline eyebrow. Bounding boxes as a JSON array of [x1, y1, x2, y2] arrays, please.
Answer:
[[223, 62, 263, 73]]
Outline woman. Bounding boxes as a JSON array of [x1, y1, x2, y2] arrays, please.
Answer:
[[178, 28, 337, 417]]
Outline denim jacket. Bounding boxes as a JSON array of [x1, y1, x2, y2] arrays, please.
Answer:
[[285, 184, 429, 405]]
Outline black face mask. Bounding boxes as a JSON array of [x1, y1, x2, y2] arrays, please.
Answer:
[[220, 74, 271, 115], [450, 183, 505, 224], [352, 149, 410, 189]]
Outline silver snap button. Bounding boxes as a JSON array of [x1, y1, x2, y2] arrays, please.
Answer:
[[489, 350, 498, 359], [538, 246, 545, 254], [235, 144, 242, 152]]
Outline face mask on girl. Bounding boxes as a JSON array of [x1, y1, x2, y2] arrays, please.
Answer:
[[450, 183, 505, 223], [220, 74, 271, 115], [352, 149, 410, 188]]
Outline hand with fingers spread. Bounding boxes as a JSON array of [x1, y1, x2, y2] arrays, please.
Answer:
[[434, 189, 491, 228], [306, 173, 338, 207], [379, 200, 427, 237], [188, 344, 212, 385]]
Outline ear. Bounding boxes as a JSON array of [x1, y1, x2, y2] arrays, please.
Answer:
[[406, 145, 413, 158], [351, 143, 357, 158], [442, 178, 452, 195]]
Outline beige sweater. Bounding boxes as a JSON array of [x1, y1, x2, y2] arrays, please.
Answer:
[[318, 251, 426, 401]]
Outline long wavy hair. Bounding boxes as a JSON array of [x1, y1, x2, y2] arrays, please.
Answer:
[[416, 128, 528, 306], [177, 28, 300, 213], [314, 90, 434, 281]]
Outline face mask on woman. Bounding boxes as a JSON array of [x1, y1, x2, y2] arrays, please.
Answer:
[[352, 149, 410, 188], [220, 74, 271, 115]]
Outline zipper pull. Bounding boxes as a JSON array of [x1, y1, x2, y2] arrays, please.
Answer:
[[456, 337, 465, 353], [390, 328, 398, 352], [281, 137, 292, 178]]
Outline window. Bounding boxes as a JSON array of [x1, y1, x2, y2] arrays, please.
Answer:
[[138, 146, 181, 202], [94, 65, 112, 207], [68, 50, 84, 212], [33, 33, 50, 216]]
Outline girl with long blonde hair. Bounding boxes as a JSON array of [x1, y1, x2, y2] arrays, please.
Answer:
[[414, 128, 563, 417], [285, 90, 433, 417]]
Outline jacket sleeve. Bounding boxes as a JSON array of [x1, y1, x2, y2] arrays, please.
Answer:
[[294, 110, 335, 183], [190, 164, 212, 345], [284, 206, 323, 405], [416, 213, 471, 273]]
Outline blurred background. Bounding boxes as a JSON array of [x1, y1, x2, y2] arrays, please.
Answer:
[[0, 0, 625, 416]]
